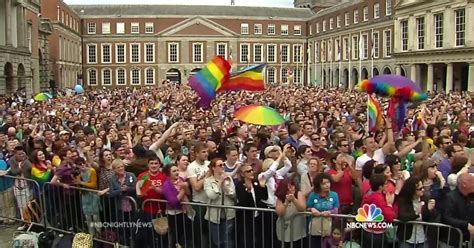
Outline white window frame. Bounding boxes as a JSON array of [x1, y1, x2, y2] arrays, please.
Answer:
[[253, 44, 263, 63], [336, 16, 341, 28], [267, 44, 276, 63], [352, 35, 359, 60], [309, 25, 313, 35], [281, 44, 289, 63], [116, 43, 126, 63], [86, 44, 97, 64], [434, 13, 443, 48], [329, 18, 334, 30], [455, 8, 466, 47], [266, 67, 275, 84], [363, 7, 369, 21], [145, 22, 154, 33], [87, 22, 96, 34], [343, 37, 349, 61], [294, 68, 301, 84], [116, 22, 125, 34], [362, 34, 368, 59], [168, 42, 180, 63], [145, 43, 155, 63], [374, 3, 380, 19], [281, 25, 289, 35], [130, 43, 140, 63], [316, 23, 320, 33], [193, 43, 204, 63], [384, 29, 392, 57], [145, 67, 155, 85], [294, 25, 301, 35], [241, 23, 249, 34], [401, 20, 408, 51], [101, 43, 111, 64], [116, 68, 126, 85], [267, 24, 275, 35], [373, 31, 379, 58], [216, 43, 228, 59], [240, 43, 249, 63], [102, 23, 110, 34], [386, 0, 392, 16], [254, 24, 262, 35], [293, 44, 303, 63], [314, 41, 320, 63], [102, 68, 112, 86], [281, 68, 288, 84], [130, 68, 141, 85], [354, 10, 359, 24], [131, 22, 140, 34], [345, 13, 350, 26], [321, 41, 326, 62], [322, 20, 326, 31], [87, 69, 97, 86], [416, 17, 425, 50]]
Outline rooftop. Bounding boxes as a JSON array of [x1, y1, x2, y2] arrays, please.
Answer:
[[70, 4, 315, 19]]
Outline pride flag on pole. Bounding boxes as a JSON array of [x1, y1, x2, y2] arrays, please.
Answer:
[[218, 64, 266, 92], [189, 56, 231, 107], [367, 95, 384, 132]]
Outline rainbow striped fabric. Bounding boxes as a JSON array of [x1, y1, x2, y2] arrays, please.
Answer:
[[367, 95, 384, 132], [189, 56, 231, 107], [412, 110, 427, 131], [218, 64, 266, 92]]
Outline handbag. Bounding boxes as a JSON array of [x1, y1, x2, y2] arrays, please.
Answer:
[[309, 216, 332, 237], [71, 233, 93, 248], [152, 214, 169, 235]]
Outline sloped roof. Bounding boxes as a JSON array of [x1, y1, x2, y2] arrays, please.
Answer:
[[315, 0, 360, 16], [69, 4, 314, 19]]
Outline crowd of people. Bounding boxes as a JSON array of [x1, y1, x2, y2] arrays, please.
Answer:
[[0, 84, 473, 248]]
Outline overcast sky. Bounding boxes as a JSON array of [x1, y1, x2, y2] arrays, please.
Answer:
[[64, 0, 294, 7]]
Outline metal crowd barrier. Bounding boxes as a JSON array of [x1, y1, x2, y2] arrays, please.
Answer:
[[0, 175, 471, 248], [0, 175, 44, 228]]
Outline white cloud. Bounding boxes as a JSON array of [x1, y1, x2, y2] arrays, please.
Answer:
[[64, 0, 294, 7]]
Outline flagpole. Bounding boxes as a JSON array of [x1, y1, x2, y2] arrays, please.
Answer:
[[306, 43, 310, 87], [359, 30, 362, 82], [296, 46, 299, 86], [349, 35, 352, 90], [330, 38, 333, 87], [279, 49, 282, 85], [314, 42, 317, 87], [339, 35, 342, 88], [371, 28, 374, 78]]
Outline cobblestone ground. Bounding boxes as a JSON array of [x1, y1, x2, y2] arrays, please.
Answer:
[[0, 224, 18, 247]]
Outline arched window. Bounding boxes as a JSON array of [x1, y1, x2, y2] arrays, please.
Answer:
[[131, 68, 140, 85], [267, 67, 275, 84], [145, 68, 155, 85], [116, 68, 126, 85], [102, 68, 112, 85]]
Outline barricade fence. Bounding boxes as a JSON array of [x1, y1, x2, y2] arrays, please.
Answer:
[[0, 175, 471, 248]]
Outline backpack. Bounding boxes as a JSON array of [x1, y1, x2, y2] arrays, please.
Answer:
[[22, 199, 42, 224], [13, 232, 40, 248]]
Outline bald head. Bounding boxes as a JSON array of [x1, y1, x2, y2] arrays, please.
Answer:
[[207, 140, 217, 153]]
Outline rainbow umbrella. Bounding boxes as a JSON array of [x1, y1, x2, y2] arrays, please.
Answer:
[[234, 105, 285, 126], [33, 92, 53, 102]]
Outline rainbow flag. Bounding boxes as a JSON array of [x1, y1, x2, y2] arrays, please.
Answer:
[[189, 56, 231, 107], [218, 64, 266, 92], [367, 95, 384, 132], [412, 110, 427, 131]]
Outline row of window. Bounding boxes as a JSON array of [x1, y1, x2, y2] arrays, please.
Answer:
[[59, 37, 81, 63], [314, 0, 392, 34], [87, 22, 155, 34], [314, 30, 392, 62], [86, 42, 306, 64], [86, 67, 301, 85], [58, 7, 80, 33], [400, 8, 465, 51], [87, 67, 155, 86], [240, 24, 301, 36]]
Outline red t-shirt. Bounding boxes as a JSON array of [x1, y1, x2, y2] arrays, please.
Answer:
[[137, 171, 167, 214], [328, 168, 353, 205]]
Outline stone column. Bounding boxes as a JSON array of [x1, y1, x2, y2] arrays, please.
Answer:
[[446, 63, 453, 93], [17, 4, 25, 48], [410, 64, 417, 82], [395, 65, 401, 75], [5, 0, 12, 46], [427, 63, 434, 92], [468, 63, 474, 92]]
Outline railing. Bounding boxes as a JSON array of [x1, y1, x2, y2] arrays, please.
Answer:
[[0, 175, 471, 248]]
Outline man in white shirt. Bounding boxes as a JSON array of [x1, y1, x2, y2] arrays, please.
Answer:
[[355, 120, 395, 181], [299, 122, 313, 147], [186, 142, 210, 248]]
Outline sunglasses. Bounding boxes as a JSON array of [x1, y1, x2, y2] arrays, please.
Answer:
[[416, 187, 424, 191], [215, 163, 225, 168], [245, 169, 253, 173]]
